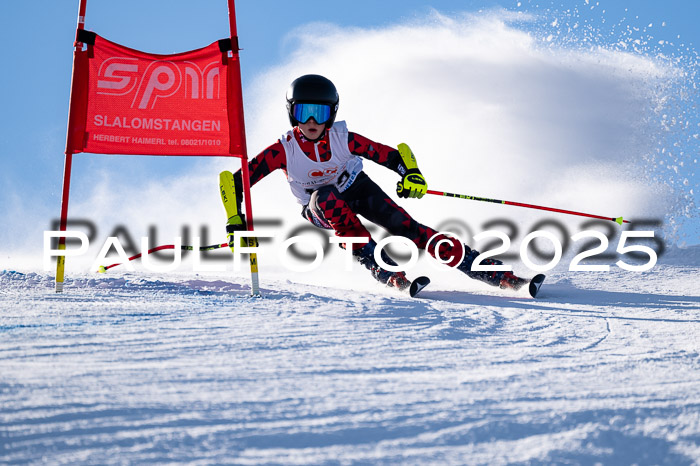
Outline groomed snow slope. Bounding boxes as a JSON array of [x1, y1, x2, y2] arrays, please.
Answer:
[[1, 264, 698, 464]]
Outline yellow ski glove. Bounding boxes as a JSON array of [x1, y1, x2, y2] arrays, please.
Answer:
[[395, 143, 427, 199], [225, 214, 247, 251]]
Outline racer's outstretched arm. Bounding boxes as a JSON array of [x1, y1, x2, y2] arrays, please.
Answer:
[[348, 132, 427, 199]]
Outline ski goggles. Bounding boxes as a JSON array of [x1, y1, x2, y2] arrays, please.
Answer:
[[292, 103, 332, 124]]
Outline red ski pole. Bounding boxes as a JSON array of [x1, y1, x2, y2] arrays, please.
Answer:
[[426, 189, 629, 225], [98, 242, 228, 272]]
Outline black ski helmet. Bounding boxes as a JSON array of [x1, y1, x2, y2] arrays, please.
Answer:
[[286, 74, 339, 128]]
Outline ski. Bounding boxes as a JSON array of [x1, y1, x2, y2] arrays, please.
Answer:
[[528, 274, 546, 298], [499, 271, 545, 298], [384, 272, 430, 297], [409, 276, 431, 297]]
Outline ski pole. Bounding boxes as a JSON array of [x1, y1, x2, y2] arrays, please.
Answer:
[[98, 242, 228, 273], [426, 189, 629, 225]]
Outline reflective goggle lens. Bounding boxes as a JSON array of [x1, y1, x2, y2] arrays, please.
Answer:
[[292, 103, 332, 124]]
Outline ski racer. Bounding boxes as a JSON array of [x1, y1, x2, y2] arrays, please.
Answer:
[[221, 74, 535, 294]]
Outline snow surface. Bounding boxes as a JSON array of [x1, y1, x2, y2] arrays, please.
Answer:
[[2, 4, 698, 464], [1, 262, 698, 464]]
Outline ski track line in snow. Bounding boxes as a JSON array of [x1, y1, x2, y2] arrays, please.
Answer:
[[0, 267, 699, 464]]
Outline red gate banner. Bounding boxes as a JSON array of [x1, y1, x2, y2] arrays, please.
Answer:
[[66, 32, 244, 157]]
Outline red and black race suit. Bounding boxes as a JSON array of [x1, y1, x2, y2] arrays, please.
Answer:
[[233, 127, 463, 264]]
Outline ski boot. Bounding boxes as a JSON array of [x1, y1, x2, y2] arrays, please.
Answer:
[[353, 240, 412, 291], [457, 249, 526, 290], [457, 248, 545, 297]]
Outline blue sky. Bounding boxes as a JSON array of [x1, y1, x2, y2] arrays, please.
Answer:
[[0, 0, 698, 263]]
